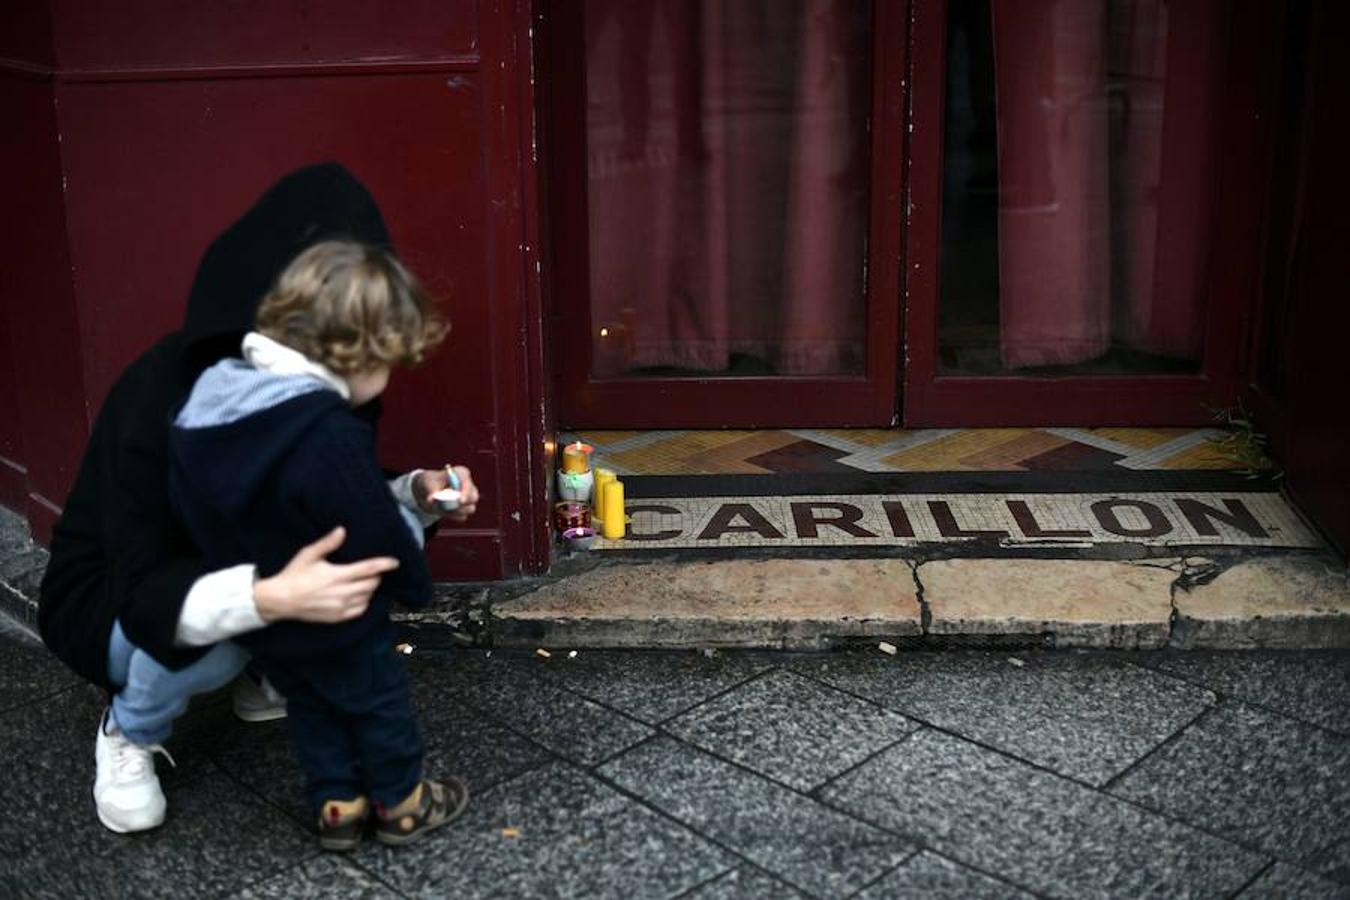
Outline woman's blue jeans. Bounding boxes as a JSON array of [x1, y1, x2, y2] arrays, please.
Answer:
[[106, 620, 250, 745]]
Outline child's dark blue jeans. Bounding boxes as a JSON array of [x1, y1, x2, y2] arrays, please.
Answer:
[[255, 623, 423, 813]]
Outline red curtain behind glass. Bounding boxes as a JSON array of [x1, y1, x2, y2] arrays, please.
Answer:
[[583, 0, 870, 378], [991, 0, 1222, 369]]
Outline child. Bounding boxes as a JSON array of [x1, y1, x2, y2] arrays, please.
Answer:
[[169, 240, 466, 850]]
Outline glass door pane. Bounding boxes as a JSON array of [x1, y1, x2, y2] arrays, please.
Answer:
[[938, 0, 1224, 375], [582, 0, 873, 379]]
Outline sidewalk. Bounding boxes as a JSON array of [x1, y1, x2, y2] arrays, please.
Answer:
[[3, 619, 1348, 898]]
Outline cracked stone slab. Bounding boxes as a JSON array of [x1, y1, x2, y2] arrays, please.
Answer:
[[1172, 555, 1350, 648], [822, 729, 1267, 898], [920, 558, 1177, 648], [793, 650, 1215, 786], [491, 559, 920, 650]]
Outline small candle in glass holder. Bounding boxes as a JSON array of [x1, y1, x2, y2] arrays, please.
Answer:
[[553, 501, 590, 533], [561, 526, 597, 551], [560, 441, 593, 473]]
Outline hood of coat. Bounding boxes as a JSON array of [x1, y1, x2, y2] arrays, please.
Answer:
[[180, 162, 391, 365]]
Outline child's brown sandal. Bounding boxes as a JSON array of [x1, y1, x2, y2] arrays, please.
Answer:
[[317, 796, 369, 852], [374, 777, 469, 846]]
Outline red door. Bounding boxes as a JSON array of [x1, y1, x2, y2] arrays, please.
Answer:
[[902, 0, 1285, 427], [544, 0, 906, 428], [1246, 0, 1350, 560]]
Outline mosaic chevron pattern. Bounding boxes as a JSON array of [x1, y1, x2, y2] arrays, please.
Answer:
[[566, 428, 1249, 476]]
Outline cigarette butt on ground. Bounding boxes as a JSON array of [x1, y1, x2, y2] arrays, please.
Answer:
[[878, 641, 898, 655], [395, 643, 414, 655], [501, 827, 521, 838], [535, 648, 552, 659], [1009, 657, 1026, 668]]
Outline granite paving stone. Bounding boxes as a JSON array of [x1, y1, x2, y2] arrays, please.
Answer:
[[190, 681, 554, 827], [0, 545, 46, 583], [359, 761, 734, 899], [665, 669, 919, 791], [0, 618, 77, 713], [854, 851, 1035, 900], [230, 855, 402, 899], [1137, 650, 1350, 734], [1306, 841, 1350, 886], [6, 615, 1350, 900], [4, 693, 314, 900], [1238, 863, 1350, 899], [1109, 700, 1350, 880], [679, 867, 809, 899], [821, 729, 1267, 898], [531, 649, 775, 724], [191, 713, 313, 824], [2, 689, 145, 899], [411, 651, 654, 766], [794, 650, 1215, 786], [600, 736, 913, 898], [100, 770, 316, 900]]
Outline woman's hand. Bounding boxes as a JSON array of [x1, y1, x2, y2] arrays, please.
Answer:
[[413, 465, 480, 522], [252, 527, 399, 623]]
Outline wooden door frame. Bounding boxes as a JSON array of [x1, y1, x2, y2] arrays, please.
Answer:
[[544, 0, 908, 428], [901, 0, 1288, 427]]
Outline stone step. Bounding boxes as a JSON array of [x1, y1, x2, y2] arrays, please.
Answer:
[[486, 553, 1350, 651], [5, 505, 1348, 651]]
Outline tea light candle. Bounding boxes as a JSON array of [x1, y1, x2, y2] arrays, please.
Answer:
[[561, 526, 597, 551], [601, 478, 625, 540], [561, 441, 593, 474]]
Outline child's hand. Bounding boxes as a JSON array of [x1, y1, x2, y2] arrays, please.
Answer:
[[414, 465, 479, 522]]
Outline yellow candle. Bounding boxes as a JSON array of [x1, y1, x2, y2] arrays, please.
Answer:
[[592, 468, 616, 509], [601, 478, 625, 539], [561, 441, 592, 474]]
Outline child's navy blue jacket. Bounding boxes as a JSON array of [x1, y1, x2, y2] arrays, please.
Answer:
[[168, 361, 431, 657]]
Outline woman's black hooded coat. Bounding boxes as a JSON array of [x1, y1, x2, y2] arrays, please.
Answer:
[[38, 163, 391, 690]]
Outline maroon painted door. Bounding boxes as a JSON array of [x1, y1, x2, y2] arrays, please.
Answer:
[[1247, 0, 1350, 560], [902, 0, 1284, 426], [545, 0, 906, 428]]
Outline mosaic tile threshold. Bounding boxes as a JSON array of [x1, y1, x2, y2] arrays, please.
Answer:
[[590, 491, 1317, 551], [570, 427, 1256, 477]]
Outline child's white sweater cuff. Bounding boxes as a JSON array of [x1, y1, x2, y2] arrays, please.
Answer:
[[175, 564, 266, 647], [388, 470, 442, 528]]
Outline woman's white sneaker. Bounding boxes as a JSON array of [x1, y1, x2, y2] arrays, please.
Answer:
[[231, 671, 287, 722], [93, 707, 172, 833]]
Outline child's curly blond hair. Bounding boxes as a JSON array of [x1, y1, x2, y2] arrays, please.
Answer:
[[255, 241, 447, 374]]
